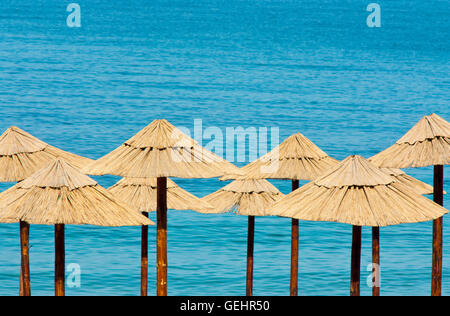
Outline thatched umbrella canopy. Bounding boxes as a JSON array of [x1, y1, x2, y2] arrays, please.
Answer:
[[201, 179, 283, 216], [370, 113, 450, 296], [108, 177, 212, 295], [269, 155, 448, 296], [0, 158, 153, 296], [85, 119, 239, 178], [0, 126, 93, 296], [0, 126, 93, 182], [84, 119, 241, 296], [221, 132, 338, 296], [200, 179, 284, 296], [221, 133, 338, 181], [370, 114, 450, 168], [380, 168, 445, 196]]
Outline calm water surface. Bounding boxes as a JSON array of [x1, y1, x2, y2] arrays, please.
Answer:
[[0, 0, 449, 295]]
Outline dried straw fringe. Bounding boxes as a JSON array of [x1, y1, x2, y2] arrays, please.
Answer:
[[370, 114, 450, 168], [0, 126, 93, 182], [0, 186, 153, 226], [370, 137, 450, 168], [201, 179, 284, 216], [269, 156, 448, 227], [85, 119, 241, 178], [381, 168, 442, 195], [221, 133, 338, 181], [397, 113, 450, 144], [270, 182, 448, 227], [0, 159, 153, 226], [109, 178, 212, 213]]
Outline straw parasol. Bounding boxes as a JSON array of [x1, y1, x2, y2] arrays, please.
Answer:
[[200, 179, 284, 296], [84, 119, 241, 296], [269, 155, 448, 296], [370, 113, 450, 296], [0, 126, 93, 296], [108, 177, 212, 296], [221, 132, 338, 296], [0, 158, 153, 296]]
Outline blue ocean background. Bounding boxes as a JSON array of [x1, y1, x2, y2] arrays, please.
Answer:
[[0, 0, 449, 296]]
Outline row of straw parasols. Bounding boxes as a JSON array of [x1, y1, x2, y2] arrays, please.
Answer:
[[0, 113, 448, 296]]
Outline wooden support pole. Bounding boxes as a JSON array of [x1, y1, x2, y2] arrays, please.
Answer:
[[156, 177, 168, 296], [20, 221, 31, 296], [55, 224, 65, 296], [350, 225, 362, 296], [141, 212, 149, 296], [20, 251, 23, 296], [372, 227, 380, 296], [290, 179, 299, 296], [246, 216, 255, 296], [432, 165, 444, 296]]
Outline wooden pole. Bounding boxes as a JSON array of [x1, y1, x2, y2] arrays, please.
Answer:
[[17, 182, 24, 296], [372, 227, 380, 296], [246, 216, 255, 296], [350, 225, 362, 296], [55, 224, 65, 296], [156, 177, 168, 296], [141, 212, 149, 296], [20, 221, 31, 296], [20, 257, 23, 296], [290, 180, 299, 296], [432, 165, 444, 296]]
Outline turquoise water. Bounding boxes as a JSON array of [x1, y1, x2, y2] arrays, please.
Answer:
[[0, 0, 449, 296]]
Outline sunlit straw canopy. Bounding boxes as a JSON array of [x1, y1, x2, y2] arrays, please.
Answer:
[[269, 155, 448, 227], [370, 114, 450, 168], [0, 158, 153, 226], [200, 179, 284, 216], [0, 126, 93, 182], [380, 168, 445, 196], [84, 119, 241, 179], [108, 177, 213, 213], [221, 132, 338, 181]]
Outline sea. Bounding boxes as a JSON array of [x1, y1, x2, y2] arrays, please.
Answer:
[[0, 0, 448, 296]]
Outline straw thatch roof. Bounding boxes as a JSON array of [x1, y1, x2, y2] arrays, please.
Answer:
[[221, 133, 338, 181], [0, 210, 17, 224], [0, 158, 153, 226], [370, 114, 450, 168], [84, 119, 241, 179], [200, 179, 284, 216], [269, 155, 448, 227], [108, 177, 213, 213], [380, 168, 445, 196], [0, 126, 93, 182]]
